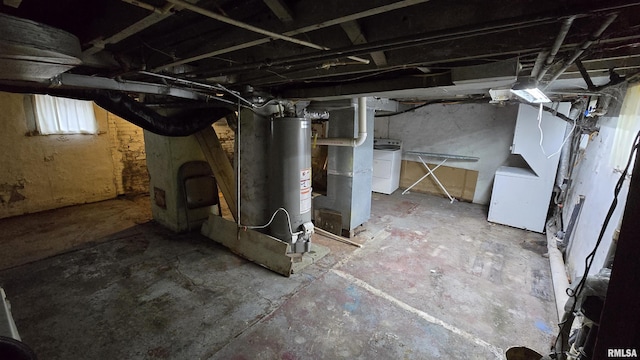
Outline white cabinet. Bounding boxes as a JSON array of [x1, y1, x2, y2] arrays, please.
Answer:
[[488, 103, 569, 232]]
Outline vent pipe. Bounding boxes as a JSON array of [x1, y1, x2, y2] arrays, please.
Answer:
[[543, 13, 618, 89], [536, 16, 576, 81], [314, 97, 368, 147]]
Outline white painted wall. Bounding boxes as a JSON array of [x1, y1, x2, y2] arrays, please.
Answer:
[[564, 84, 640, 280], [375, 103, 518, 204]]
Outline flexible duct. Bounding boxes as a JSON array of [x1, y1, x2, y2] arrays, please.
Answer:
[[92, 91, 233, 136], [315, 97, 367, 147]]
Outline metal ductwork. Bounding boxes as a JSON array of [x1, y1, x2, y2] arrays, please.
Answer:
[[0, 13, 81, 82], [314, 97, 368, 147]]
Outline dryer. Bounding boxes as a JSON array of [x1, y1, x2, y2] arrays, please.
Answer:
[[372, 139, 402, 194]]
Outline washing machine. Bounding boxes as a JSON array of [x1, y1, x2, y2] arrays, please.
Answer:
[[372, 138, 402, 194]]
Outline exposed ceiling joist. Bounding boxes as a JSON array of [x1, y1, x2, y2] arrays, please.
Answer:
[[3, 0, 22, 8], [263, 0, 294, 22], [254, 33, 640, 97], [83, 1, 177, 56], [164, 0, 370, 66], [155, 0, 430, 70], [282, 72, 452, 99], [2, 0, 640, 103], [340, 20, 388, 67], [185, 14, 564, 79]]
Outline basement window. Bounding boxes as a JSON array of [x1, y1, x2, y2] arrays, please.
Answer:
[[31, 94, 98, 135]]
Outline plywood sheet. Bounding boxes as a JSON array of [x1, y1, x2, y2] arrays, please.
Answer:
[[400, 160, 477, 202]]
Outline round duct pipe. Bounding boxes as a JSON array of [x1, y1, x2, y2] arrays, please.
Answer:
[[268, 116, 314, 253], [0, 13, 81, 82]]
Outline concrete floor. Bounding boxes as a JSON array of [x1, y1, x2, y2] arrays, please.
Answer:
[[0, 192, 557, 359]]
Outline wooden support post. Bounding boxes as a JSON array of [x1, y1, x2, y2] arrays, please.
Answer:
[[195, 126, 237, 220]]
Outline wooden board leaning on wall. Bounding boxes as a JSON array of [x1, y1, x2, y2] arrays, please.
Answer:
[[400, 160, 477, 202]]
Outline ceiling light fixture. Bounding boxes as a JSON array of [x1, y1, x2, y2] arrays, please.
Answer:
[[510, 78, 551, 103]]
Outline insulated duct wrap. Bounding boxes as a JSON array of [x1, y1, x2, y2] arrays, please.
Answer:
[[268, 117, 313, 253]]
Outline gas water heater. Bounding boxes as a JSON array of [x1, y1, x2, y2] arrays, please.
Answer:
[[269, 116, 314, 254]]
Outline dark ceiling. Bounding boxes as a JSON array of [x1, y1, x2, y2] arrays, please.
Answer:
[[1, 0, 640, 104]]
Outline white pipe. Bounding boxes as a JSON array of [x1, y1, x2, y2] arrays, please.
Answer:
[[165, 0, 369, 65], [543, 13, 618, 90], [547, 228, 570, 320], [536, 16, 575, 81], [315, 97, 368, 147]]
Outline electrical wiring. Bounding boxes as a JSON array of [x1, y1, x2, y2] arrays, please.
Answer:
[[569, 129, 639, 299], [546, 108, 578, 159], [552, 129, 640, 358], [242, 207, 296, 236], [536, 102, 578, 159], [537, 103, 547, 156], [138, 70, 256, 108]]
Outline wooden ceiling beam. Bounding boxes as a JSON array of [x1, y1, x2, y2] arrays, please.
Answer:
[[263, 0, 294, 22], [340, 20, 388, 67], [156, 0, 430, 69], [3, 0, 23, 8]]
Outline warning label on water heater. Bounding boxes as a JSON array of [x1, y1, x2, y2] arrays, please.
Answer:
[[300, 168, 312, 214]]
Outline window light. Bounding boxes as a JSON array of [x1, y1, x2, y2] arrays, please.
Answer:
[[33, 94, 98, 135]]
